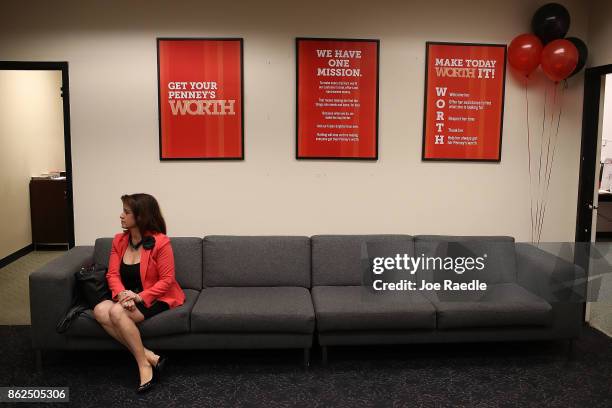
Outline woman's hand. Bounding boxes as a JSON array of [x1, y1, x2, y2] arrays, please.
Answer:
[[118, 290, 138, 302], [121, 298, 136, 311], [118, 291, 143, 312]]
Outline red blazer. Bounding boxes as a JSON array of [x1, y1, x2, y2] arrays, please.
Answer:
[[106, 231, 185, 309]]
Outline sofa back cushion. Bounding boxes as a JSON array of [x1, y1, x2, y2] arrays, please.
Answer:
[[414, 235, 517, 285], [203, 236, 311, 287], [94, 237, 203, 290], [311, 235, 415, 286]]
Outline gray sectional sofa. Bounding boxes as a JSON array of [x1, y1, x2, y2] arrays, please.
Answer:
[[29, 234, 585, 369], [311, 235, 585, 363]]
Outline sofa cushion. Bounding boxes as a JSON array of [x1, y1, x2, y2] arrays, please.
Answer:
[[167, 238, 203, 290], [203, 236, 311, 287], [66, 288, 199, 337], [93, 238, 112, 267], [190, 287, 315, 333], [414, 235, 517, 286], [94, 237, 203, 290], [433, 283, 553, 329], [311, 286, 436, 331], [311, 235, 415, 286]]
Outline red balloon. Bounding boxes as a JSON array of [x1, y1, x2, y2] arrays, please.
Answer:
[[541, 39, 579, 82], [508, 33, 543, 77]]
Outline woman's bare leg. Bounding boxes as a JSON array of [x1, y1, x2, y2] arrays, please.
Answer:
[[94, 301, 159, 366], [109, 302, 153, 385]]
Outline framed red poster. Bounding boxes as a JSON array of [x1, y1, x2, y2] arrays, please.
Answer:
[[296, 38, 379, 160], [157, 38, 244, 160], [422, 42, 507, 161]]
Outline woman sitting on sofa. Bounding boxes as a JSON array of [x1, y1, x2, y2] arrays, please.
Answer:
[[93, 193, 185, 394]]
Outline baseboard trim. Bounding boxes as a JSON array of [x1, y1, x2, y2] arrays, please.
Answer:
[[0, 244, 34, 269], [33, 243, 70, 251]]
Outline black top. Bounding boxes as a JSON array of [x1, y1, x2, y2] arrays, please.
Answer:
[[120, 260, 143, 293]]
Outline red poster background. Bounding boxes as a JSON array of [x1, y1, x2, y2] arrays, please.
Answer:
[[423, 43, 506, 161], [297, 39, 379, 159], [158, 39, 243, 159]]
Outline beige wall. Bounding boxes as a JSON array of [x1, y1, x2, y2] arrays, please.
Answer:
[[0, 0, 592, 245], [587, 0, 612, 67], [0, 70, 65, 258]]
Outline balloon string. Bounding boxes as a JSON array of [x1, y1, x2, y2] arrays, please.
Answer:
[[539, 81, 565, 243], [525, 81, 535, 243], [535, 83, 548, 243], [538, 81, 558, 242], [537, 82, 557, 242]]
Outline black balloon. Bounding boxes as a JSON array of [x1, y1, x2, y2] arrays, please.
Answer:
[[531, 3, 570, 44], [566, 37, 588, 77]]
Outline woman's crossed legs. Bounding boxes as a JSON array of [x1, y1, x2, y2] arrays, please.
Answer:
[[93, 300, 158, 386]]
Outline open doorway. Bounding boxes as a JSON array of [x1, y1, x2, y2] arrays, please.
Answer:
[[576, 64, 612, 336], [0, 62, 75, 268], [594, 74, 612, 240]]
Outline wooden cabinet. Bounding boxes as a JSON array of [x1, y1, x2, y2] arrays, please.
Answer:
[[29, 179, 69, 248]]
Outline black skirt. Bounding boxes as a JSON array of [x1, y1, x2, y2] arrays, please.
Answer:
[[120, 260, 169, 319], [135, 299, 169, 319]]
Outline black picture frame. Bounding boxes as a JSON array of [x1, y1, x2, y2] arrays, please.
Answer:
[[157, 37, 245, 161], [295, 37, 380, 160], [421, 41, 507, 162]]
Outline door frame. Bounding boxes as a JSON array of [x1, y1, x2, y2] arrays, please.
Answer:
[[575, 65, 612, 322], [0, 61, 75, 249], [576, 64, 612, 243]]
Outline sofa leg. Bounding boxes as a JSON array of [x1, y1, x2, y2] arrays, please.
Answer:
[[321, 345, 328, 365], [35, 350, 42, 373], [303, 348, 310, 368]]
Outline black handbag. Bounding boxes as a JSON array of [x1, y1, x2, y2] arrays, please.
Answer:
[[75, 262, 112, 308], [56, 303, 88, 333], [56, 262, 111, 333]]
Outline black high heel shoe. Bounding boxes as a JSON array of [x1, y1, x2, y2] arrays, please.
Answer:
[[136, 365, 157, 394], [154, 355, 168, 378]]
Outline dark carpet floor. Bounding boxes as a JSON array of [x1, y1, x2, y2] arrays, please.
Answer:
[[0, 325, 610, 408]]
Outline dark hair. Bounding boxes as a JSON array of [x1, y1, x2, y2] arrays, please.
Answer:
[[121, 193, 167, 235]]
